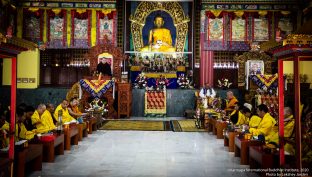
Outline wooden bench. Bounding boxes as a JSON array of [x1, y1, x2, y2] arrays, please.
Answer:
[[87, 117, 97, 134], [210, 118, 217, 135], [216, 121, 227, 139], [0, 158, 12, 177], [234, 136, 264, 165], [15, 144, 43, 177], [40, 134, 64, 162], [63, 124, 79, 150], [77, 123, 88, 141], [224, 131, 238, 152]]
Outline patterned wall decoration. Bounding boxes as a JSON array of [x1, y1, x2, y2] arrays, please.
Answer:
[[47, 9, 67, 48], [23, 8, 43, 43], [232, 18, 245, 41], [208, 18, 223, 41], [278, 18, 293, 35], [253, 18, 269, 41], [71, 9, 91, 48], [97, 10, 117, 46]]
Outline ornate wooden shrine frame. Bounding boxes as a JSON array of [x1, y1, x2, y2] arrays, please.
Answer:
[[129, 2, 190, 52]]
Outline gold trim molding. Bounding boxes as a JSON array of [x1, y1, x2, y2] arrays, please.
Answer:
[[129, 2, 190, 52], [283, 34, 312, 46]]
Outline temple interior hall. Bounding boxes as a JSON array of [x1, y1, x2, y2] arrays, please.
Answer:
[[1, 0, 312, 177]]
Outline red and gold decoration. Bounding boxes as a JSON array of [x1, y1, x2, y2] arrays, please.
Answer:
[[47, 9, 67, 47], [145, 91, 166, 116], [96, 10, 117, 46], [23, 8, 44, 43], [79, 79, 114, 98], [71, 9, 91, 47]]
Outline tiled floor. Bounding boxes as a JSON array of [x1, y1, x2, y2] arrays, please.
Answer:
[[29, 130, 258, 177]]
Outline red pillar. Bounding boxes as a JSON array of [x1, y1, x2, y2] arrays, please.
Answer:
[[278, 59, 284, 167], [200, 32, 214, 87], [294, 57, 302, 170], [9, 57, 16, 160]]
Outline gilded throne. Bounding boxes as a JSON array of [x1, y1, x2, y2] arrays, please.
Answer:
[[66, 36, 126, 119]]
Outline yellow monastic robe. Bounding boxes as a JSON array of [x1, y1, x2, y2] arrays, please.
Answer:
[[226, 97, 238, 111], [15, 122, 36, 141], [54, 104, 76, 124], [1, 121, 9, 131], [31, 110, 50, 133], [266, 115, 295, 153], [249, 113, 276, 138], [248, 115, 262, 128], [230, 110, 247, 125], [1, 121, 10, 147], [152, 28, 172, 46], [41, 110, 56, 131]]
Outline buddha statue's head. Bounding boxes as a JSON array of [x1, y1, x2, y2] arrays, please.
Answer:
[[154, 15, 164, 28]]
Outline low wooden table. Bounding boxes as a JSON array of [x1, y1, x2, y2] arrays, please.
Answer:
[[77, 123, 88, 141], [0, 158, 12, 177], [40, 134, 64, 162], [234, 136, 264, 165], [63, 124, 79, 150], [87, 117, 97, 134], [15, 144, 43, 177], [224, 131, 238, 152], [210, 119, 217, 135], [216, 121, 227, 139]]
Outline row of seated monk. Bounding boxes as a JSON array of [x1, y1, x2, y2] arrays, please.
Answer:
[[198, 86, 296, 155], [0, 97, 88, 147]]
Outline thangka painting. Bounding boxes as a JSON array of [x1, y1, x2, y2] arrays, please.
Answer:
[[99, 17, 113, 41], [24, 16, 40, 41], [208, 18, 223, 41], [50, 17, 64, 40], [74, 18, 88, 39], [232, 18, 245, 41], [254, 18, 269, 41], [278, 18, 293, 35]]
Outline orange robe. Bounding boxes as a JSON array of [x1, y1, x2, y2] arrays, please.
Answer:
[[226, 96, 238, 111]]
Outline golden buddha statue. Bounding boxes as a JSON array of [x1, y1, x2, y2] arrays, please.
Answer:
[[140, 15, 176, 53]]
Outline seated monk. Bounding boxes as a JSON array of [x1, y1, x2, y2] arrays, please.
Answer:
[[0, 114, 9, 149], [229, 102, 247, 125], [68, 97, 87, 123], [16, 108, 38, 141], [31, 104, 50, 133], [54, 99, 77, 125], [225, 91, 238, 113], [248, 104, 276, 142], [24, 106, 36, 131], [241, 104, 261, 129], [140, 15, 175, 53], [266, 107, 295, 154], [44, 103, 57, 130]]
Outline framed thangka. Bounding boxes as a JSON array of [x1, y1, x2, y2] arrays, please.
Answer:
[[232, 18, 245, 41], [278, 18, 293, 35], [71, 10, 91, 48], [253, 18, 269, 41], [97, 10, 117, 45], [23, 9, 43, 43], [208, 18, 223, 41], [47, 9, 67, 48]]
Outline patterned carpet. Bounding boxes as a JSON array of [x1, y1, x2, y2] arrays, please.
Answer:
[[171, 120, 206, 132], [99, 120, 172, 131]]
